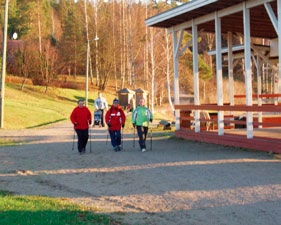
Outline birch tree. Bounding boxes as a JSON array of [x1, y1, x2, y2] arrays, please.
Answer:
[[165, 33, 174, 111]]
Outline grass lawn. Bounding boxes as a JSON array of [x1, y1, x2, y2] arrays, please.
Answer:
[[0, 191, 121, 225], [3, 83, 116, 129]]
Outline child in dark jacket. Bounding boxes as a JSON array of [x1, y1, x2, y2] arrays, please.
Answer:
[[105, 98, 126, 151]]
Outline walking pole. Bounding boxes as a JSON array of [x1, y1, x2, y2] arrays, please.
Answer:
[[89, 127, 92, 153], [121, 126, 124, 150], [133, 126, 135, 148], [150, 128, 152, 151], [106, 129, 109, 145], [72, 128, 75, 151]]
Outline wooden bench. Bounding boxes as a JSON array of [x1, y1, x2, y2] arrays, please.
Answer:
[[180, 110, 234, 130]]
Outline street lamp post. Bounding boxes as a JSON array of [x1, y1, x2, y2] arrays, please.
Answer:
[[84, 0, 90, 107], [85, 35, 98, 108], [85, 37, 98, 107], [94, 35, 99, 87], [0, 0, 9, 129], [85, 40, 90, 107], [94, 0, 99, 87]]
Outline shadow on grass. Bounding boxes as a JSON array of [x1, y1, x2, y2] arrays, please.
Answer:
[[73, 96, 95, 105], [27, 119, 67, 129]]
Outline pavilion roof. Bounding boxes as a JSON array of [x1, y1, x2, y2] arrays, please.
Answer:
[[146, 0, 277, 39]]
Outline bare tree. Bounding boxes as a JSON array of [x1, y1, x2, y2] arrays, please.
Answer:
[[149, 28, 155, 113], [165, 33, 174, 111]]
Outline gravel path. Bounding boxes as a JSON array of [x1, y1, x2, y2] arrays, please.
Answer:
[[1, 121, 281, 225]]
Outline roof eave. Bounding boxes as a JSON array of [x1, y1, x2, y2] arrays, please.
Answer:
[[145, 0, 218, 27]]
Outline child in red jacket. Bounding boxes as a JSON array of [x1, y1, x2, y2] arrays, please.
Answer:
[[105, 98, 126, 151]]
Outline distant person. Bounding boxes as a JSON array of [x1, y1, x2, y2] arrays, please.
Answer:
[[132, 98, 153, 152], [70, 99, 92, 154], [94, 92, 108, 127], [105, 98, 126, 152]]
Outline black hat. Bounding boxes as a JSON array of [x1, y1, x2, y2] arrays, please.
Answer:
[[113, 98, 119, 104]]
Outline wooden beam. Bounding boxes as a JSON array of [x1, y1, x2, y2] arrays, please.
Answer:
[[234, 94, 281, 98], [174, 104, 281, 112]]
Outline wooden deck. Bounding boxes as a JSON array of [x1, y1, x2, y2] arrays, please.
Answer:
[[175, 103, 281, 153], [175, 127, 281, 153]]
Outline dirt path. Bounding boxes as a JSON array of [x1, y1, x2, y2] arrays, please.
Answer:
[[1, 121, 281, 225]]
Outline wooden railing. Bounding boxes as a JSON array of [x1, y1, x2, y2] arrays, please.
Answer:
[[175, 104, 281, 129], [234, 94, 281, 98], [175, 104, 281, 112]]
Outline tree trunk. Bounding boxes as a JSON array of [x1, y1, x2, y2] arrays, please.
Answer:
[[144, 4, 149, 90], [112, 0, 118, 91], [150, 29, 155, 114], [165, 34, 174, 112], [20, 78, 26, 90]]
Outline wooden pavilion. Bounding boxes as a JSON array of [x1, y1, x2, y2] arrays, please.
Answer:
[[146, 0, 281, 153]]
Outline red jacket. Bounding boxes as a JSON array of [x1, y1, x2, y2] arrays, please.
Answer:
[[70, 106, 92, 130], [105, 105, 126, 131]]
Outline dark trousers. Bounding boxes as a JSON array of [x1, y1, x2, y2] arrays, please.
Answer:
[[75, 129, 89, 152], [109, 130, 121, 148], [136, 126, 148, 149]]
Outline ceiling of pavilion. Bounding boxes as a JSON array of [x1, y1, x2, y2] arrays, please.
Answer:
[[146, 0, 278, 39]]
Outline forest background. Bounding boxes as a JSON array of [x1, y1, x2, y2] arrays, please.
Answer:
[[0, 0, 252, 114]]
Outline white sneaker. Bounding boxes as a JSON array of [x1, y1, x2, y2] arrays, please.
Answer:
[[141, 148, 146, 152]]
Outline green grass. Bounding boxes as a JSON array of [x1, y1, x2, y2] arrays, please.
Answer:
[[3, 83, 116, 129], [0, 139, 23, 146], [0, 191, 120, 225]]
